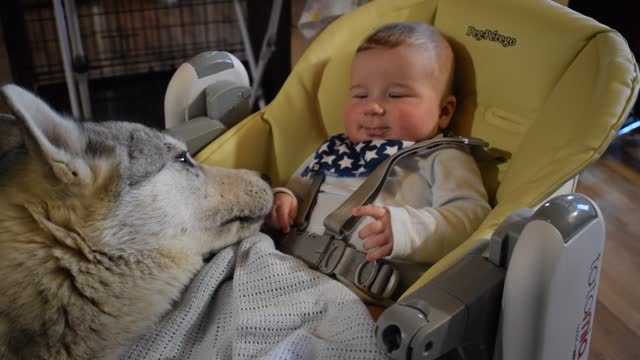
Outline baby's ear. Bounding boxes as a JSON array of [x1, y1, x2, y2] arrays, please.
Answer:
[[438, 95, 457, 129]]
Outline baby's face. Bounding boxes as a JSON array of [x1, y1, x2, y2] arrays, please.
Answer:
[[345, 45, 453, 143]]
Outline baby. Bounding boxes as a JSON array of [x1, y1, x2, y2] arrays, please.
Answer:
[[266, 22, 490, 268]]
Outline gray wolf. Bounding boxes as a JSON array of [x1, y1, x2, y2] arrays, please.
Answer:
[[0, 84, 273, 359]]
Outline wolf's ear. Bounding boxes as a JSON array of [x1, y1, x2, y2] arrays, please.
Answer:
[[1, 84, 93, 184]]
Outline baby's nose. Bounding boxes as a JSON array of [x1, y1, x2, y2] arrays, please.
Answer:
[[365, 102, 385, 115]]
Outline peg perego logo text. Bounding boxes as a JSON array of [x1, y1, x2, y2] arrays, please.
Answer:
[[574, 253, 601, 360], [466, 26, 517, 47]]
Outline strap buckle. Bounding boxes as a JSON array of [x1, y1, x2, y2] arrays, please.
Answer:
[[354, 259, 400, 300], [280, 230, 400, 304], [289, 232, 346, 274], [310, 235, 400, 302], [279, 230, 332, 269], [317, 238, 346, 274]]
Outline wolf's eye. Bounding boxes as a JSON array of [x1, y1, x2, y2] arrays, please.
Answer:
[[176, 152, 193, 166]]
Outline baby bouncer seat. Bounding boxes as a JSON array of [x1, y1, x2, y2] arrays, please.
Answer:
[[164, 0, 639, 358]]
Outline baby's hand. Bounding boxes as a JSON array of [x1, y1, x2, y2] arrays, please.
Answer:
[[352, 205, 393, 261], [267, 192, 298, 233]]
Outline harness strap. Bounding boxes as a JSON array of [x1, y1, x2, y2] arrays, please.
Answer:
[[293, 172, 325, 229], [324, 137, 487, 238], [280, 136, 489, 305]]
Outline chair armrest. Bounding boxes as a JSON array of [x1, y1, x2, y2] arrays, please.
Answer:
[[500, 194, 604, 360], [375, 193, 605, 360], [376, 255, 504, 360]]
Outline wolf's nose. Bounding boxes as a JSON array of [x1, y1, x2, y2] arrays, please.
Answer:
[[260, 174, 272, 186]]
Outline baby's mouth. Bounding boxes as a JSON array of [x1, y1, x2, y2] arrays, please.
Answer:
[[364, 127, 389, 137]]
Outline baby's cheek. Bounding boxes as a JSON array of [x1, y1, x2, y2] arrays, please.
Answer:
[[393, 108, 422, 132], [394, 106, 439, 139], [344, 105, 358, 123], [344, 106, 362, 139]]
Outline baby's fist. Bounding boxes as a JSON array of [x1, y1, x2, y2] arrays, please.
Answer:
[[352, 205, 393, 261], [268, 192, 298, 233]]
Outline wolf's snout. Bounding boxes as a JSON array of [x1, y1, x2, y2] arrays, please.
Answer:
[[201, 165, 273, 220], [213, 170, 273, 232]]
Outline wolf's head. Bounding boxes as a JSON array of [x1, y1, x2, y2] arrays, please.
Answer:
[[0, 85, 274, 359], [0, 84, 273, 257]]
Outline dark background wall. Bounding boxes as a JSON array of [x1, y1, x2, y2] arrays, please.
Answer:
[[0, 0, 291, 128]]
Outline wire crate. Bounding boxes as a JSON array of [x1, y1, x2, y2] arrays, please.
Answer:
[[22, 0, 246, 86]]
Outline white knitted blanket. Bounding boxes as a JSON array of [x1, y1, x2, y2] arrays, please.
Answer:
[[121, 233, 386, 359]]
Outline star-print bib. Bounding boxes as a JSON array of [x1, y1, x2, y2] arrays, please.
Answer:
[[301, 134, 415, 177]]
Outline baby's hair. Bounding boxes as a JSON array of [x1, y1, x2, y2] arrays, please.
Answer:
[[356, 22, 455, 96]]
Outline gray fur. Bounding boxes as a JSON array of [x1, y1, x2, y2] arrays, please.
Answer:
[[0, 84, 273, 359]]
